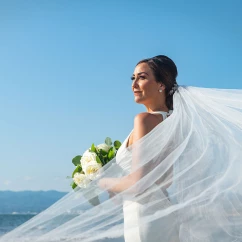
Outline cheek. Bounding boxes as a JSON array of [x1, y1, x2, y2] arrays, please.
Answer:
[[142, 81, 156, 94], [140, 81, 150, 90]]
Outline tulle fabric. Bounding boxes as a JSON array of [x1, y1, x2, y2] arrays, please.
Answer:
[[1, 86, 242, 242]]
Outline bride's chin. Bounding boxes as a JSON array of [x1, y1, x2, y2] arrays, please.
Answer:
[[134, 97, 140, 102], [134, 98, 144, 104]]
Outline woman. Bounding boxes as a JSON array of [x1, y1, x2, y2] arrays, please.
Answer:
[[1, 55, 242, 242], [99, 55, 180, 241]]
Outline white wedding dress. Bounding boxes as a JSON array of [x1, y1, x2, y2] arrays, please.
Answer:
[[116, 111, 179, 242]]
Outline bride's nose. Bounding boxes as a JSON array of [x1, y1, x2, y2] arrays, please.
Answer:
[[132, 79, 138, 89]]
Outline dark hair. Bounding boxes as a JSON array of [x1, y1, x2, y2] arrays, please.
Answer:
[[136, 55, 178, 110]]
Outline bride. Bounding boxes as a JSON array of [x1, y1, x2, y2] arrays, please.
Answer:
[[1, 55, 242, 242], [99, 55, 180, 241]]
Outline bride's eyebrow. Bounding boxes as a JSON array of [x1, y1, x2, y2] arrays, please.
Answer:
[[132, 72, 149, 76]]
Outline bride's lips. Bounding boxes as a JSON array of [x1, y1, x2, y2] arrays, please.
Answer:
[[134, 91, 142, 96]]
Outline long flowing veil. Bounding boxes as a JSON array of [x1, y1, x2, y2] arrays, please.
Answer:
[[1, 86, 242, 242]]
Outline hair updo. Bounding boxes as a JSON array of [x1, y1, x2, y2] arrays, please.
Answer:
[[136, 55, 178, 110]]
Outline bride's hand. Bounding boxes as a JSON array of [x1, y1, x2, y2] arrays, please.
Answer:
[[98, 179, 121, 204], [97, 178, 107, 190]]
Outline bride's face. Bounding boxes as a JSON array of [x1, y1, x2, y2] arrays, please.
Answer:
[[131, 63, 163, 105]]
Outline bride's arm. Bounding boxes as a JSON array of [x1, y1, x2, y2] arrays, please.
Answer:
[[98, 112, 162, 193]]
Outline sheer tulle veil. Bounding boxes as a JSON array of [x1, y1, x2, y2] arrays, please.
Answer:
[[1, 85, 242, 242]]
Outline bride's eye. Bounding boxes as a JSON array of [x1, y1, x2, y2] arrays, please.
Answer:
[[131, 76, 135, 81], [139, 75, 145, 80]]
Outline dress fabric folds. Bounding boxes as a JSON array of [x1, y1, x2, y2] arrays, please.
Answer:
[[119, 111, 179, 242], [0, 86, 242, 242]]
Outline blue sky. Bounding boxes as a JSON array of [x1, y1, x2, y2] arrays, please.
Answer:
[[0, 0, 241, 191]]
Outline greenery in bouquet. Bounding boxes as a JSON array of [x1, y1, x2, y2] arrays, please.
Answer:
[[70, 137, 121, 191]]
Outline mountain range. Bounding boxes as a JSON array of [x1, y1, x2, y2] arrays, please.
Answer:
[[0, 190, 67, 214]]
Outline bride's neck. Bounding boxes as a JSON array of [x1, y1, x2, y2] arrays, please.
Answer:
[[146, 104, 169, 113]]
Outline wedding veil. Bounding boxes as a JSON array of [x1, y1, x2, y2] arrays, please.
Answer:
[[1, 86, 242, 242]]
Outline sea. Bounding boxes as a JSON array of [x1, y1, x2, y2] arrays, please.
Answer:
[[0, 214, 124, 241], [0, 214, 35, 237]]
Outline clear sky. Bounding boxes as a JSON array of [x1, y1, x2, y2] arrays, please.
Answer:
[[0, 0, 241, 191]]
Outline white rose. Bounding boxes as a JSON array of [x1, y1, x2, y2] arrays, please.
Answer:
[[85, 162, 102, 180], [73, 173, 90, 188], [96, 143, 111, 153], [80, 151, 97, 170], [83, 149, 91, 156]]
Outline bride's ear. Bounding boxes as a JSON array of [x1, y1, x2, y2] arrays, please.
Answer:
[[159, 83, 166, 91]]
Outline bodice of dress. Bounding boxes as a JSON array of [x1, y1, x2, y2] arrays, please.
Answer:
[[150, 110, 173, 120]]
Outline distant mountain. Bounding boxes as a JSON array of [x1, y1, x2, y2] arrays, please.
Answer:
[[0, 191, 67, 214]]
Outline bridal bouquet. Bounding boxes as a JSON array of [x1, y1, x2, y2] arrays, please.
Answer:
[[70, 137, 121, 190]]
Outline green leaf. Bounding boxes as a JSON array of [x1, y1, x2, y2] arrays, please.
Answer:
[[91, 143, 96, 152], [114, 140, 121, 150], [72, 165, 82, 178], [99, 149, 108, 156], [72, 182, 77, 189], [103, 156, 108, 165], [105, 137, 112, 146], [72, 155, 82, 166], [108, 147, 115, 160], [99, 154, 106, 166], [96, 156, 102, 165], [94, 149, 99, 156]]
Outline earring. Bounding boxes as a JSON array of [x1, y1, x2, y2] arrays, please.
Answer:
[[159, 89, 162, 93]]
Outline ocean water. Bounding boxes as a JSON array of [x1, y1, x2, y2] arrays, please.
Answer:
[[0, 214, 124, 241], [0, 214, 35, 237]]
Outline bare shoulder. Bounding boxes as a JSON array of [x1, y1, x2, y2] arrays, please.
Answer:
[[133, 112, 163, 140], [134, 112, 163, 127]]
